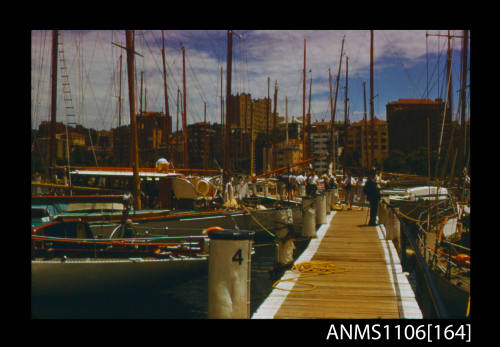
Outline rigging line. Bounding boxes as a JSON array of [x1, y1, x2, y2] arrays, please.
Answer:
[[75, 32, 98, 165], [31, 31, 44, 125], [423, 32, 448, 100], [31, 30, 49, 145], [140, 30, 168, 110], [186, 53, 208, 105], [437, 31, 457, 157]]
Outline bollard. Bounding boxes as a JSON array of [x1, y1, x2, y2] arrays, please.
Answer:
[[208, 229, 255, 319], [321, 193, 327, 222], [315, 193, 327, 225], [276, 238, 296, 267], [274, 208, 293, 239], [301, 196, 316, 238]]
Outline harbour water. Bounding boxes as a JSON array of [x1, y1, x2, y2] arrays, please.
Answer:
[[31, 239, 310, 319]]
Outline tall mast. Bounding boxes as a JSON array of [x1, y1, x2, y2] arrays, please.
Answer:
[[176, 88, 180, 133], [125, 30, 141, 209], [344, 55, 349, 170], [117, 53, 122, 166], [363, 81, 368, 169], [220, 66, 224, 162], [49, 30, 58, 180], [369, 30, 375, 169], [272, 80, 278, 170], [307, 72, 312, 160], [224, 30, 233, 185], [161, 30, 171, 159], [460, 30, 469, 173], [250, 102, 255, 177], [140, 71, 144, 114], [181, 43, 188, 169], [203, 101, 208, 169], [267, 76, 270, 137], [285, 96, 289, 145], [331, 36, 344, 174], [302, 39, 306, 160], [328, 68, 334, 166]]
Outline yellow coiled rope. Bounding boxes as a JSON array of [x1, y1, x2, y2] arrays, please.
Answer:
[[272, 261, 347, 292]]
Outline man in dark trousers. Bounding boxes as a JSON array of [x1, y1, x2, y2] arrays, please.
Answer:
[[363, 168, 381, 226]]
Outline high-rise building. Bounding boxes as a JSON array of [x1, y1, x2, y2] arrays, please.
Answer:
[[228, 93, 275, 134], [345, 118, 389, 169]]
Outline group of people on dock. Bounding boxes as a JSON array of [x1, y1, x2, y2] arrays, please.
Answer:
[[274, 168, 381, 226]]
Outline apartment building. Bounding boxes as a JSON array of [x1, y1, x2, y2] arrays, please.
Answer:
[[345, 118, 389, 169]]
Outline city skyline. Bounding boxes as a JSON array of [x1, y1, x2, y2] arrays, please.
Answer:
[[31, 30, 469, 131]]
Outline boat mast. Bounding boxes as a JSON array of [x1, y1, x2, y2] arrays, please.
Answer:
[[460, 29, 469, 175], [302, 39, 306, 160], [344, 55, 349, 171], [363, 81, 368, 169], [369, 30, 375, 169], [125, 30, 142, 209], [220, 66, 224, 163], [250, 101, 255, 177], [49, 30, 58, 182], [285, 96, 289, 145], [118, 53, 122, 166], [181, 43, 188, 169], [307, 71, 312, 160], [224, 30, 233, 185], [161, 30, 171, 160], [204, 101, 208, 169], [272, 80, 278, 170], [140, 71, 144, 114], [331, 36, 344, 174], [328, 68, 334, 172]]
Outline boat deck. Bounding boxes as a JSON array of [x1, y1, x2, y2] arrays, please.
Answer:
[[252, 208, 422, 319]]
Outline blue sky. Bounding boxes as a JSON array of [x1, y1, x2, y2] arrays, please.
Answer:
[[31, 30, 469, 131]]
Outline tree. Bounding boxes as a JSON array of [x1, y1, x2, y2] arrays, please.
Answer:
[[382, 149, 408, 173]]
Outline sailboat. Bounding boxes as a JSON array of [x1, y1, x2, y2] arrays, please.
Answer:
[[31, 214, 209, 296]]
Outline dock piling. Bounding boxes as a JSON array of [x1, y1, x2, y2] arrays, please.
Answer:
[[208, 229, 254, 319], [301, 196, 316, 238], [315, 193, 327, 225]]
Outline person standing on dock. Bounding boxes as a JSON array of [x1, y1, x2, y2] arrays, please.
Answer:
[[343, 172, 354, 209], [308, 171, 319, 196], [296, 172, 306, 197], [363, 168, 381, 226]]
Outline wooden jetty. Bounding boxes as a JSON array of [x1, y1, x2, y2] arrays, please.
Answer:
[[252, 208, 422, 319]]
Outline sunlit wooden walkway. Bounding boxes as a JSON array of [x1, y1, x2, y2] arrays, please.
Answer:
[[252, 208, 422, 319]]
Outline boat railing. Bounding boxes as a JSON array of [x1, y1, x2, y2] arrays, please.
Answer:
[[379, 199, 450, 318], [397, 213, 450, 318]]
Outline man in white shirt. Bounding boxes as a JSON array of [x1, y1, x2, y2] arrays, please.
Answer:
[[309, 172, 319, 196], [295, 172, 306, 197]]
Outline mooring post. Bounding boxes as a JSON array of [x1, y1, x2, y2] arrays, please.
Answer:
[[301, 196, 316, 238], [208, 229, 254, 319], [325, 189, 332, 212], [315, 192, 326, 225]]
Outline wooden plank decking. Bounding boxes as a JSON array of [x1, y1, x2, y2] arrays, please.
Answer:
[[252, 208, 422, 319]]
